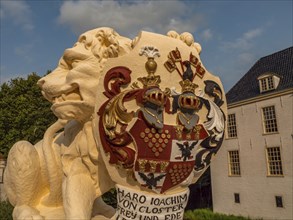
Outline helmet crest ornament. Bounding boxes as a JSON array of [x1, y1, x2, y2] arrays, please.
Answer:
[[138, 46, 161, 88], [164, 47, 206, 94]]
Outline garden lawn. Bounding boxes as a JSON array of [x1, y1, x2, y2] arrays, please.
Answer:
[[184, 209, 261, 220]]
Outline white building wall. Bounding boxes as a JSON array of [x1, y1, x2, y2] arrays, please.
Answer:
[[211, 93, 293, 220], [0, 158, 6, 201]]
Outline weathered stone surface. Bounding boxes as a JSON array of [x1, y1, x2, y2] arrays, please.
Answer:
[[4, 27, 226, 220]]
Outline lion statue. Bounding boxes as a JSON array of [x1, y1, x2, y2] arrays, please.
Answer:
[[4, 27, 226, 220], [4, 27, 132, 220]]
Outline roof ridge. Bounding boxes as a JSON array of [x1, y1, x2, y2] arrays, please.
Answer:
[[259, 46, 293, 61]]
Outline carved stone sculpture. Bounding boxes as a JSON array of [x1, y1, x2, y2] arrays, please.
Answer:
[[4, 27, 226, 220]]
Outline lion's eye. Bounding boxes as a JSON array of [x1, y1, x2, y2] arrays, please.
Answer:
[[59, 59, 69, 69], [71, 60, 80, 68]]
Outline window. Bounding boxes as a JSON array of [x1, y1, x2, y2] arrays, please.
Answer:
[[234, 193, 240, 203], [262, 106, 278, 133], [266, 147, 283, 176], [228, 150, 241, 176], [275, 196, 283, 208], [0, 167, 3, 183], [0, 158, 5, 183], [260, 76, 274, 92], [258, 73, 281, 93], [227, 114, 237, 138]]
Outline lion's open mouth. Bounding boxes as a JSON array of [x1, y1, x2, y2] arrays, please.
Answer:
[[51, 87, 83, 104]]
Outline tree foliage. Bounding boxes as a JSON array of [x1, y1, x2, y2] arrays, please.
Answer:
[[0, 201, 13, 220], [0, 73, 57, 157]]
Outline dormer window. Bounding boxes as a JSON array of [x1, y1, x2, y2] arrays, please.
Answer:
[[260, 76, 274, 91], [257, 73, 280, 93]]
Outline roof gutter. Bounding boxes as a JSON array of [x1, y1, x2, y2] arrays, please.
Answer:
[[227, 88, 293, 109]]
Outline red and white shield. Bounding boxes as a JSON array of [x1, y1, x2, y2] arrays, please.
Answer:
[[129, 116, 209, 193]]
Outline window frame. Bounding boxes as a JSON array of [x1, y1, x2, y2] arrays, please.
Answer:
[[275, 196, 284, 208], [265, 146, 284, 177], [0, 167, 4, 183], [227, 113, 238, 139], [228, 150, 241, 177], [0, 159, 6, 184], [261, 105, 278, 134], [259, 76, 275, 92], [257, 72, 281, 93], [234, 193, 240, 204]]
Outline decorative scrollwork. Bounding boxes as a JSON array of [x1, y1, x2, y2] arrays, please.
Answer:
[[103, 90, 135, 140], [103, 66, 132, 98], [194, 95, 225, 171]]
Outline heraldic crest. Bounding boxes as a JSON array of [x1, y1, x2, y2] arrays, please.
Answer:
[[96, 32, 226, 194]]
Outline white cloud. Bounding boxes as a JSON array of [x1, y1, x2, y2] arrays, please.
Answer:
[[200, 29, 213, 41], [0, 0, 34, 31], [58, 0, 204, 37], [243, 28, 262, 40], [221, 27, 263, 50]]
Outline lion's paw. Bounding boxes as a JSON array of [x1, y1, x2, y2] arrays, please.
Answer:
[[13, 205, 44, 220]]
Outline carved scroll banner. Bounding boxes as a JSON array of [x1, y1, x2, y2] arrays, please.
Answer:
[[115, 185, 189, 220], [94, 30, 227, 219]]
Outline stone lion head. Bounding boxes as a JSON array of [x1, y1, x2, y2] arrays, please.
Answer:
[[38, 27, 132, 122]]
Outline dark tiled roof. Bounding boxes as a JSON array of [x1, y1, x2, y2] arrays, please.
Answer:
[[226, 47, 293, 104]]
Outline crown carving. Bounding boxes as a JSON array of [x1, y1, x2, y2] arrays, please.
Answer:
[[179, 79, 198, 93], [138, 74, 161, 88]]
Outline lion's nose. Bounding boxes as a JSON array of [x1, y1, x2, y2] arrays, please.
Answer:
[[37, 79, 45, 88]]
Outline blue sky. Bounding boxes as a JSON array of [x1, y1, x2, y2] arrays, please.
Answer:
[[0, 0, 292, 92]]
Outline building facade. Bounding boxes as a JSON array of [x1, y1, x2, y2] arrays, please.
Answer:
[[0, 153, 6, 201], [211, 47, 293, 220]]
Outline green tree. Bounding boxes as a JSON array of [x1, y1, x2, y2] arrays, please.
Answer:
[[0, 72, 57, 157], [0, 201, 13, 220]]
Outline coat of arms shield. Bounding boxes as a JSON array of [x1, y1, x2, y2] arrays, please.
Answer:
[[94, 31, 226, 194]]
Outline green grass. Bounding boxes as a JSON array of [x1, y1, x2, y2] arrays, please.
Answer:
[[1, 202, 261, 220], [184, 209, 261, 220], [0, 201, 13, 220]]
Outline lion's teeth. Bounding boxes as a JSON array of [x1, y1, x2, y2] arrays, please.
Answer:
[[65, 91, 82, 101], [52, 88, 82, 104]]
